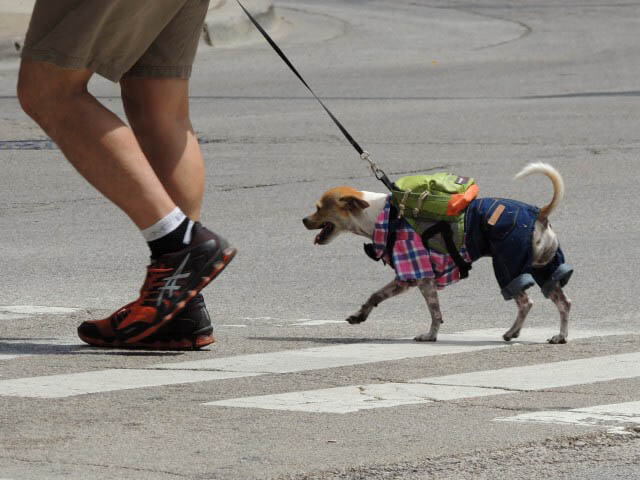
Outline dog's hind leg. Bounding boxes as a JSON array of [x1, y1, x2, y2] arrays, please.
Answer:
[[548, 285, 571, 344], [503, 291, 533, 341], [415, 279, 442, 342], [346, 279, 409, 324]]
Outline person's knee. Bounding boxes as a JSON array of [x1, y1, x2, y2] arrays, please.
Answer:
[[121, 79, 191, 135], [126, 105, 192, 141], [124, 95, 190, 132], [17, 61, 90, 122], [17, 63, 46, 119]]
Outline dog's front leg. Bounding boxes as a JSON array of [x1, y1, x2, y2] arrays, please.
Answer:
[[415, 278, 442, 342], [503, 291, 533, 341], [548, 285, 571, 344], [346, 279, 409, 324]]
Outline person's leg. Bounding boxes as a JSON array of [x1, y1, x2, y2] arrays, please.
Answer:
[[120, 76, 204, 221], [19, 0, 233, 346], [17, 60, 176, 230], [18, 60, 235, 345], [88, 76, 212, 349]]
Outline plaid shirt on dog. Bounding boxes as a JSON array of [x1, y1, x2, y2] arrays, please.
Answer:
[[371, 197, 471, 288]]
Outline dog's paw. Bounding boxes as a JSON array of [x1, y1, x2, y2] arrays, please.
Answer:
[[346, 313, 367, 324], [548, 334, 567, 344], [414, 332, 438, 342], [503, 331, 520, 342]]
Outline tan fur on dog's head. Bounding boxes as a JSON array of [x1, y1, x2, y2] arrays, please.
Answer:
[[302, 186, 370, 244]]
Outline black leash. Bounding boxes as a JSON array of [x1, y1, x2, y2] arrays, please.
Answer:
[[236, 0, 396, 192], [238, 2, 473, 277]]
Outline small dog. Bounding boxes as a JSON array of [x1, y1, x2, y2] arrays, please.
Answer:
[[303, 163, 573, 344]]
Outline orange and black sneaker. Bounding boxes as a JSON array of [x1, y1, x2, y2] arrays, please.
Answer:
[[77, 294, 214, 349], [103, 222, 234, 345]]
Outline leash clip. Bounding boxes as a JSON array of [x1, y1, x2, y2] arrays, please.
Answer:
[[361, 151, 386, 181], [361, 150, 374, 171]]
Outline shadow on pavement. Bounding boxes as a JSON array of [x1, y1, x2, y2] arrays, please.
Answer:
[[0, 339, 187, 357], [247, 336, 542, 346]]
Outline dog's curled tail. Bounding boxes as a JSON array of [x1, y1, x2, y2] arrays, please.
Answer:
[[514, 162, 564, 219]]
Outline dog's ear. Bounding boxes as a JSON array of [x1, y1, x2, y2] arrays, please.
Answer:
[[339, 195, 370, 212]]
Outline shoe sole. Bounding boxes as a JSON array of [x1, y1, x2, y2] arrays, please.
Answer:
[[78, 332, 215, 350], [123, 247, 237, 345]]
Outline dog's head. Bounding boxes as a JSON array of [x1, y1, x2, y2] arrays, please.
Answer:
[[302, 186, 370, 244]]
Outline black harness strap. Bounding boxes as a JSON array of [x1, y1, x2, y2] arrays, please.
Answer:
[[363, 243, 380, 262], [421, 222, 472, 279], [236, 0, 396, 192], [363, 203, 399, 267]]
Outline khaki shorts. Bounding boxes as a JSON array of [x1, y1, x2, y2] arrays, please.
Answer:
[[21, 0, 210, 82]]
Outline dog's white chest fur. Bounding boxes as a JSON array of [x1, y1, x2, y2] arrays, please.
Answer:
[[358, 191, 388, 237]]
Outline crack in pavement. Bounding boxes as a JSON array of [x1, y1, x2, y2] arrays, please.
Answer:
[[410, 381, 635, 397], [405, 1, 533, 51], [408, 1, 640, 9], [4, 90, 640, 102], [214, 165, 453, 191], [0, 454, 191, 478]]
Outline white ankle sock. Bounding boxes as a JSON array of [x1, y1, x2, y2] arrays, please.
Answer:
[[141, 207, 187, 242]]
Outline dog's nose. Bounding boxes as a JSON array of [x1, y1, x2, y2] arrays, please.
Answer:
[[302, 217, 311, 229]]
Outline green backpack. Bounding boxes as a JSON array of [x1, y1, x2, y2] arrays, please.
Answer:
[[390, 173, 478, 256]]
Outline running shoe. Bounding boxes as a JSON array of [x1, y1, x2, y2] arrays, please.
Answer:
[[113, 222, 235, 344], [77, 294, 214, 349]]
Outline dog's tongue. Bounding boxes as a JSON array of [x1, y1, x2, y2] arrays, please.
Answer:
[[314, 223, 333, 244]]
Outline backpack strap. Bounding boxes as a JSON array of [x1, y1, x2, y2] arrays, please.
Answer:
[[363, 203, 400, 267], [421, 221, 472, 279], [384, 203, 402, 267], [363, 243, 380, 261]]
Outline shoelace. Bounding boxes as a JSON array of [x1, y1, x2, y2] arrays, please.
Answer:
[[108, 265, 181, 329], [140, 265, 174, 306]]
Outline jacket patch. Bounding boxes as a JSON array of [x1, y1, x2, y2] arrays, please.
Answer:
[[488, 204, 505, 226]]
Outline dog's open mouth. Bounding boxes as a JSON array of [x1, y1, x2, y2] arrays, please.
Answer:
[[314, 222, 335, 244]]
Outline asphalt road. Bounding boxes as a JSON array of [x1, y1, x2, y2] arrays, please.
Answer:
[[1, 1, 640, 478]]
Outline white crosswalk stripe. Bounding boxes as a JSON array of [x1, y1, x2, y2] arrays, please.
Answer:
[[0, 305, 79, 321], [0, 328, 629, 398], [495, 401, 640, 434], [205, 351, 640, 413], [206, 383, 508, 414], [0, 354, 21, 361], [0, 369, 259, 398]]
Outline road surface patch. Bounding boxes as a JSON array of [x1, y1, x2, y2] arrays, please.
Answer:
[[495, 400, 640, 434]]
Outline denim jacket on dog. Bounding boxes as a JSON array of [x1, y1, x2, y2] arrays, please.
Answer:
[[464, 198, 573, 300]]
